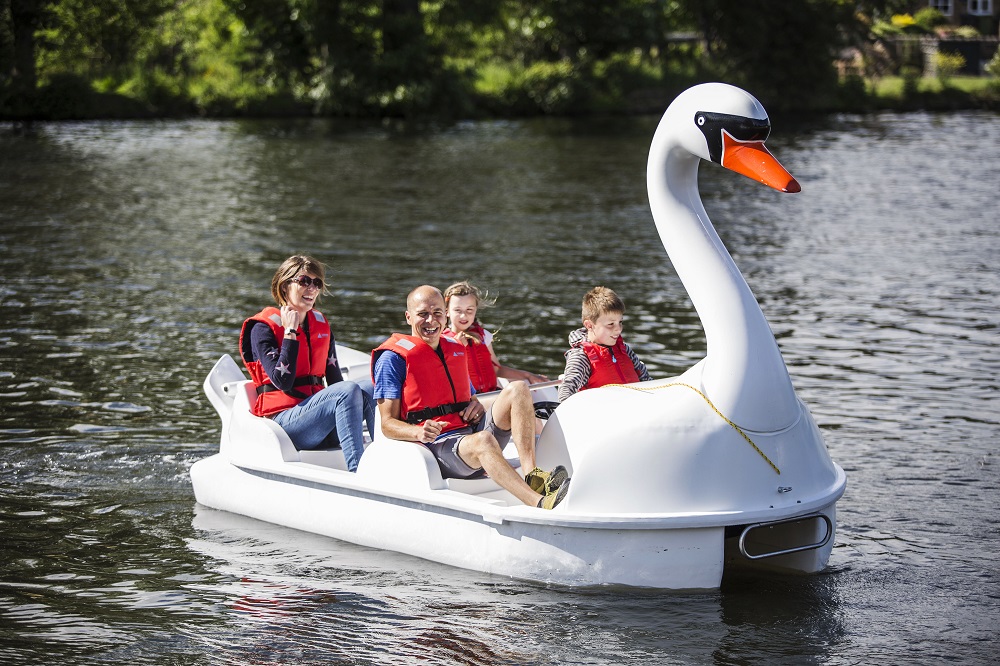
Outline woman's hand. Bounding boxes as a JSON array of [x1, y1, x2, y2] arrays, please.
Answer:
[[280, 305, 301, 332]]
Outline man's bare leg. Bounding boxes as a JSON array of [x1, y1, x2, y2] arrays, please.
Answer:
[[487, 381, 536, 472], [458, 432, 543, 506]]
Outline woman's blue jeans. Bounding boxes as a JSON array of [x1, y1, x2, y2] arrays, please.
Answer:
[[271, 380, 375, 472]]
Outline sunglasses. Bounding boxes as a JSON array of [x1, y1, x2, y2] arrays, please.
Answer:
[[288, 275, 324, 290]]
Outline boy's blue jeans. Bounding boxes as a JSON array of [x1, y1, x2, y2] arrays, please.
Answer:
[[271, 379, 375, 472]]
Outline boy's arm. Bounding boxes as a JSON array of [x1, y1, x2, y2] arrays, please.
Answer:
[[558, 348, 591, 402], [624, 343, 651, 381]]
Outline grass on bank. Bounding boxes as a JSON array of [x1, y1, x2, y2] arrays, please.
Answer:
[[873, 74, 990, 96], [868, 74, 1000, 109]]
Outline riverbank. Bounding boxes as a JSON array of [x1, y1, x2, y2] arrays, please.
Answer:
[[2, 74, 998, 123]]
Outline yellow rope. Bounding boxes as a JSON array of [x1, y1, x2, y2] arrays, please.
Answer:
[[602, 381, 781, 475]]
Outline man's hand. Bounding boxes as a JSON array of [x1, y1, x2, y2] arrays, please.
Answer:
[[461, 399, 485, 425], [417, 419, 446, 443]]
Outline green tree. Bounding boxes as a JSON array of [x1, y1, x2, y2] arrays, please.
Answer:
[[122, 0, 274, 114], [222, 0, 314, 91], [6, 0, 963, 120], [36, 0, 170, 80], [1, 0, 44, 114], [228, 0, 447, 116], [692, 0, 858, 111], [453, 0, 695, 114]]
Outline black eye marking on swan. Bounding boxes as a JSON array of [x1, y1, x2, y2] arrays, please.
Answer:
[[695, 112, 771, 163]]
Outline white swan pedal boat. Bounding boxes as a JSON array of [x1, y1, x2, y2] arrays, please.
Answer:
[[190, 83, 847, 590]]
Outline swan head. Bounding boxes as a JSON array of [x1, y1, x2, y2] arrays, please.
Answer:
[[661, 82, 800, 193]]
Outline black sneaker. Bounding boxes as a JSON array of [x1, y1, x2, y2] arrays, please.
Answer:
[[545, 465, 568, 494]]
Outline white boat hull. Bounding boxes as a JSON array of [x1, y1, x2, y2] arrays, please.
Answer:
[[191, 350, 844, 590], [192, 452, 751, 589]]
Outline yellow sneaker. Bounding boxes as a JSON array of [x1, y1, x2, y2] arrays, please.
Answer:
[[525, 465, 568, 495], [536, 478, 570, 510]]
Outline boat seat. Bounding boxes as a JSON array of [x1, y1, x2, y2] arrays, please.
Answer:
[[445, 475, 504, 495], [355, 440, 516, 501], [356, 439, 447, 491], [297, 448, 349, 469], [232, 381, 351, 469]]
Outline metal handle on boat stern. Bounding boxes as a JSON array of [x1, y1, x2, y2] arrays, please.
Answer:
[[737, 513, 833, 561]]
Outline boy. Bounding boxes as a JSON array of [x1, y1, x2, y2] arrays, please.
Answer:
[[558, 286, 650, 402]]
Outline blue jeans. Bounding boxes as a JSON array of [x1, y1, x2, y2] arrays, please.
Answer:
[[272, 380, 374, 472]]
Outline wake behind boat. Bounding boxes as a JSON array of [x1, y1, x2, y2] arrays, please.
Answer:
[[190, 83, 847, 590]]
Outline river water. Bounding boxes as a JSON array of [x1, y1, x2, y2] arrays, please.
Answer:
[[1, 108, 998, 664]]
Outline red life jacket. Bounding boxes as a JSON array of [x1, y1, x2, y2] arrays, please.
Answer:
[[239, 307, 330, 417], [583, 336, 641, 389], [442, 322, 499, 393], [371, 333, 472, 433]]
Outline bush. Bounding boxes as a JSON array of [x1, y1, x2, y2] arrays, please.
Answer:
[[913, 8, 946, 32], [935, 51, 966, 85], [474, 59, 588, 115], [30, 72, 153, 119], [953, 26, 981, 38], [986, 46, 1000, 78], [522, 60, 586, 114]]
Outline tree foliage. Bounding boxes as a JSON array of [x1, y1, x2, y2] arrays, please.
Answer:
[[0, 0, 897, 119], [695, 0, 859, 112]]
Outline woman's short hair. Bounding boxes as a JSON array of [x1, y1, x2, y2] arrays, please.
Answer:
[[270, 255, 327, 306]]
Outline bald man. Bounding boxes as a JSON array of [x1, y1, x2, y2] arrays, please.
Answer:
[[372, 285, 568, 509]]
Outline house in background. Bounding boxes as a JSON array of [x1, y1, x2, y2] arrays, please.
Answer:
[[898, 1, 999, 74], [837, 2, 1000, 77], [923, 0, 999, 35]]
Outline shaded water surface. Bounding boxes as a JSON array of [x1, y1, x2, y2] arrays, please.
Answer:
[[1, 111, 998, 664]]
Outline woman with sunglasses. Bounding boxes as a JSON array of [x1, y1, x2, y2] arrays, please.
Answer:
[[238, 255, 374, 472]]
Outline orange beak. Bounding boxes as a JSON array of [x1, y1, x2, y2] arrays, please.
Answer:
[[721, 131, 801, 193]]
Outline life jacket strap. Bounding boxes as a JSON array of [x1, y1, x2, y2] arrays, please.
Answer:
[[405, 401, 471, 424], [256, 375, 325, 399]]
